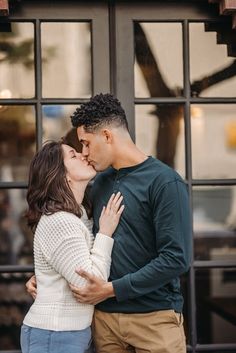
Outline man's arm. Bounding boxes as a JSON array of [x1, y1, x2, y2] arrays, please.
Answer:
[[71, 179, 191, 304], [112, 179, 191, 302], [26, 275, 37, 299], [70, 269, 114, 305]]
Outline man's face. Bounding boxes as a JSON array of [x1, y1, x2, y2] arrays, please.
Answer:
[[77, 126, 112, 172]]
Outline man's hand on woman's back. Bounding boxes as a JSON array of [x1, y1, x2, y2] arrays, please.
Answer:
[[26, 275, 37, 299]]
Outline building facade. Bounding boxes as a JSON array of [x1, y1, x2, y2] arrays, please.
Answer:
[[0, 0, 236, 352]]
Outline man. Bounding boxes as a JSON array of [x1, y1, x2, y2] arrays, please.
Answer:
[[27, 93, 191, 353]]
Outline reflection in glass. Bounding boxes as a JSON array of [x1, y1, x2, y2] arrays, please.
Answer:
[[135, 104, 185, 178], [42, 105, 79, 142], [180, 274, 190, 345], [41, 23, 91, 98], [134, 22, 183, 98], [198, 351, 233, 353], [0, 273, 33, 349], [0, 105, 36, 182], [191, 104, 236, 179], [0, 188, 32, 265], [190, 23, 236, 97], [0, 22, 34, 98], [196, 268, 236, 344], [193, 186, 236, 260]]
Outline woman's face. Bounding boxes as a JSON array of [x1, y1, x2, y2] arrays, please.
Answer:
[[62, 144, 96, 183]]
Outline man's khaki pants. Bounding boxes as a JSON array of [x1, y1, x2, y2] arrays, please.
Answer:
[[93, 309, 186, 353]]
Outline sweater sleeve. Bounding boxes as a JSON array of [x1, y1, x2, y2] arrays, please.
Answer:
[[112, 179, 191, 302], [38, 212, 114, 286]]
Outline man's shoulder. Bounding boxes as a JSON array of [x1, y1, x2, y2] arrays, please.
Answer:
[[146, 157, 183, 182]]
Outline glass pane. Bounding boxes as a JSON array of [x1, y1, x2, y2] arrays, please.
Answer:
[[196, 268, 236, 344], [135, 104, 185, 178], [0, 105, 36, 182], [41, 23, 91, 98], [191, 104, 236, 179], [190, 23, 236, 97], [0, 188, 33, 265], [197, 351, 233, 353], [0, 273, 33, 349], [0, 22, 34, 98], [134, 22, 183, 98], [193, 186, 236, 260], [42, 105, 79, 142], [180, 274, 190, 345]]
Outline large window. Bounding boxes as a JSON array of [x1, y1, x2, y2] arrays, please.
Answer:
[[0, 2, 109, 350], [0, 1, 235, 352], [115, 2, 236, 351]]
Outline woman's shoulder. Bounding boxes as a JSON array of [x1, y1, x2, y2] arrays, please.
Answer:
[[35, 212, 90, 245], [42, 211, 79, 221], [38, 211, 85, 231]]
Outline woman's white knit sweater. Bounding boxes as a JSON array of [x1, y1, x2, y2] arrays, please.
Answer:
[[23, 210, 114, 331]]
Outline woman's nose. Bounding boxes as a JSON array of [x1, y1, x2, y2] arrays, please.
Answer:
[[75, 152, 83, 159], [78, 153, 87, 161]]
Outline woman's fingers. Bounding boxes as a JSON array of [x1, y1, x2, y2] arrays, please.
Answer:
[[100, 206, 105, 217], [106, 193, 115, 210], [111, 194, 123, 212], [112, 191, 121, 205], [107, 192, 123, 213], [103, 192, 124, 216], [117, 204, 125, 215], [99, 192, 125, 236]]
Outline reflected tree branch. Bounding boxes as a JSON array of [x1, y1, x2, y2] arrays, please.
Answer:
[[191, 59, 236, 96], [135, 23, 236, 168], [134, 23, 174, 97], [135, 23, 180, 167]]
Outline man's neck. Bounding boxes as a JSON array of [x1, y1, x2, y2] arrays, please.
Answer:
[[112, 143, 148, 170]]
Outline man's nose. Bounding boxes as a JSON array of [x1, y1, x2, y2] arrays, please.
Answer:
[[82, 146, 89, 156]]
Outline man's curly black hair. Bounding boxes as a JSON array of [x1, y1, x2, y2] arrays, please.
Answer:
[[71, 93, 128, 132]]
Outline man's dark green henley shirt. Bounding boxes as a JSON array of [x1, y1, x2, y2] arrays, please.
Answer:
[[91, 156, 191, 314]]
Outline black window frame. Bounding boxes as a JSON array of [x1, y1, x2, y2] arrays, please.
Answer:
[[0, 1, 236, 352]]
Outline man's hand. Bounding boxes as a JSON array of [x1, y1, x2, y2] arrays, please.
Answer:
[[69, 269, 115, 305], [26, 275, 37, 299]]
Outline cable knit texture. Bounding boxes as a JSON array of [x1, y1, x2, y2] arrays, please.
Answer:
[[23, 209, 114, 331]]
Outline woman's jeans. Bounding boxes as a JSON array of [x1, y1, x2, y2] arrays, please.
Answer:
[[20, 324, 93, 353]]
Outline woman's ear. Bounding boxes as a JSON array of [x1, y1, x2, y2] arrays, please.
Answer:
[[66, 174, 71, 183]]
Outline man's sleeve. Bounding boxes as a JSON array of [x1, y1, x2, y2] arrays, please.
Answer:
[[112, 179, 192, 302]]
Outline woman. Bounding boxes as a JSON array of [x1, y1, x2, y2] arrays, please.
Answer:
[[21, 141, 124, 353]]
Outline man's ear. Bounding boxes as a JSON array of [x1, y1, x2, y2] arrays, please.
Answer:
[[102, 129, 113, 144]]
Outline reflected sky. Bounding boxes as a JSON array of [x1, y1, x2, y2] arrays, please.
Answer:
[[190, 23, 236, 97], [0, 105, 36, 182], [135, 104, 185, 178], [191, 104, 236, 179], [0, 22, 34, 98], [134, 22, 183, 98], [41, 22, 91, 98], [193, 186, 236, 261]]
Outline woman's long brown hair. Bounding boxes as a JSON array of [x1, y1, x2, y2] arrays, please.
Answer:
[[26, 141, 92, 232]]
